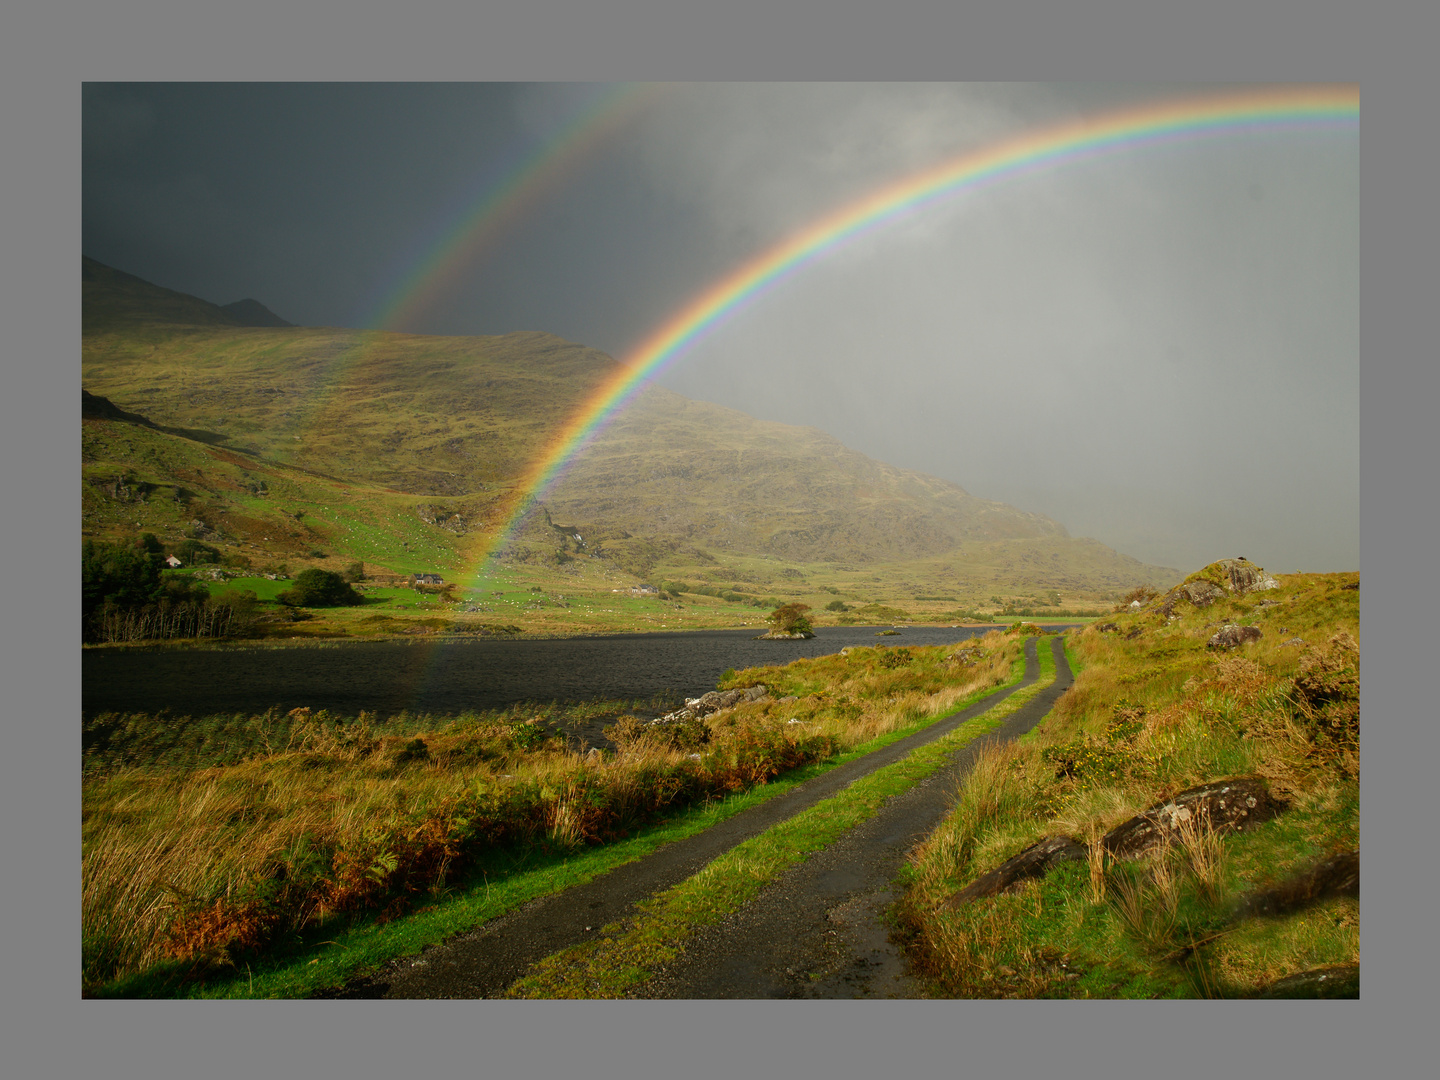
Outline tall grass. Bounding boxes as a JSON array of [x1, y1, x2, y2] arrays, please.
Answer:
[[84, 634, 1021, 992], [897, 568, 1359, 998]]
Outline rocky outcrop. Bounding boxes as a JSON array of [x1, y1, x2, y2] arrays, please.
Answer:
[[415, 503, 469, 535], [1208, 624, 1263, 649], [1235, 849, 1358, 919], [1154, 559, 1280, 618], [943, 836, 1088, 907], [944, 647, 984, 667], [1214, 558, 1280, 594], [1103, 778, 1275, 859], [1182, 580, 1225, 607], [944, 778, 1279, 909], [652, 684, 769, 726]]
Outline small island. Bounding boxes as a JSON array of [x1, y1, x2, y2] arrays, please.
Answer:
[[755, 601, 815, 639]]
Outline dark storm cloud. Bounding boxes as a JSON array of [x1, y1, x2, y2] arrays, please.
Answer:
[[83, 83, 1357, 572], [85, 83, 558, 327]]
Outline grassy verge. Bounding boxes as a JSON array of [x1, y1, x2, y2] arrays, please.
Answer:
[[85, 635, 1029, 996], [894, 565, 1358, 999], [502, 642, 1056, 998]]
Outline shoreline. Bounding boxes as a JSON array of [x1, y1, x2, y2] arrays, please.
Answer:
[[81, 619, 1058, 651]]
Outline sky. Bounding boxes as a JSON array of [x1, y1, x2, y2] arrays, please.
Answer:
[[82, 82, 1358, 573]]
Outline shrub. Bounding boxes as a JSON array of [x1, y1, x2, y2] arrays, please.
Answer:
[[277, 569, 362, 607]]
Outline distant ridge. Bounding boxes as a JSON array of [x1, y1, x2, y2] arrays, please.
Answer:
[[221, 298, 293, 327], [82, 256, 292, 331]]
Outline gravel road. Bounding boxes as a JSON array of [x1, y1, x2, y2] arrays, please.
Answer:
[[318, 636, 1071, 999], [640, 636, 1073, 998]]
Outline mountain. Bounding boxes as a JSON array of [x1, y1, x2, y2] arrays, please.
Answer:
[[82, 256, 291, 332], [220, 298, 294, 327], [80, 257, 1179, 598]]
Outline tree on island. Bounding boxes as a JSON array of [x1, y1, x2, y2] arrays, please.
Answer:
[[767, 602, 813, 636]]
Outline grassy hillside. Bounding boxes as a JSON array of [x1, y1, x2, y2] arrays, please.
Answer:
[[81, 256, 1180, 633], [896, 562, 1359, 998]]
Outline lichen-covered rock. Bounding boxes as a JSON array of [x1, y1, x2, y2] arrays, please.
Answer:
[[1213, 558, 1280, 594], [1102, 778, 1275, 859], [944, 835, 1087, 908], [1183, 580, 1226, 606], [1208, 624, 1262, 649], [654, 684, 768, 725], [1236, 849, 1357, 918]]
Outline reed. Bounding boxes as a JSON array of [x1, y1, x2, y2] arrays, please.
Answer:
[[84, 636, 1020, 991]]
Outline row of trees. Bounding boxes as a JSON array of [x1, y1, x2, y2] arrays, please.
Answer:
[[84, 536, 368, 643], [88, 599, 256, 643], [82, 534, 258, 643]]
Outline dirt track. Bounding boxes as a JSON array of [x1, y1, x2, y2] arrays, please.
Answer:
[[319, 636, 1070, 999]]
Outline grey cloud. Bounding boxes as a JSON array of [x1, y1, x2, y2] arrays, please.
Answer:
[[625, 85, 1357, 571], [81, 83, 1357, 572]]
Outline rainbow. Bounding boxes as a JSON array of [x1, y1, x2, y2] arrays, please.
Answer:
[[279, 84, 665, 437], [365, 83, 664, 333], [467, 85, 1357, 581]]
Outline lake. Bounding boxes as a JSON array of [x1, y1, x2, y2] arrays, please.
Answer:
[[81, 625, 1067, 719]]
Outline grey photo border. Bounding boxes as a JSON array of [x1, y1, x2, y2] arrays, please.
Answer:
[[4, 0, 1419, 1076]]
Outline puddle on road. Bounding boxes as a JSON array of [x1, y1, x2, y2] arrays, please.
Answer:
[[804, 886, 924, 999]]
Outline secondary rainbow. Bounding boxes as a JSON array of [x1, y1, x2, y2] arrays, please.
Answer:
[[277, 84, 664, 437], [367, 84, 663, 333], [469, 85, 1357, 579]]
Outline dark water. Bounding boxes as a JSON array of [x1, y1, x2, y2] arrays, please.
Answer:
[[82, 625, 1071, 720]]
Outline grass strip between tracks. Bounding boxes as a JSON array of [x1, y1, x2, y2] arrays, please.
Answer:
[[504, 643, 1058, 998], [118, 655, 1029, 998]]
